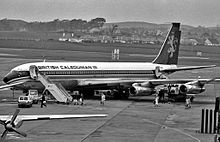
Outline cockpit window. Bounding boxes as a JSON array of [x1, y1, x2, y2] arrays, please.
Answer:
[[10, 70, 20, 76], [10, 70, 17, 74]]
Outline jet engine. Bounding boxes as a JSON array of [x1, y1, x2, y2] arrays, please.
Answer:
[[129, 83, 155, 96], [179, 84, 205, 94]]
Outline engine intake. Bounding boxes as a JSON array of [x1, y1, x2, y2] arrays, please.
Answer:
[[179, 84, 187, 94]]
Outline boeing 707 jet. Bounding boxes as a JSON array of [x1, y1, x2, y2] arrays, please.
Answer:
[[0, 23, 216, 100]]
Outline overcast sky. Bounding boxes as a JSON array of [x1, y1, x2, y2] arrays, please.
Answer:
[[1, 0, 220, 27]]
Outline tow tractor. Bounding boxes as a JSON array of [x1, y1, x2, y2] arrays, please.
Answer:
[[27, 89, 40, 104]]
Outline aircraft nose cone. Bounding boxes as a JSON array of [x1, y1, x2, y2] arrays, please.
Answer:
[[3, 76, 8, 83]]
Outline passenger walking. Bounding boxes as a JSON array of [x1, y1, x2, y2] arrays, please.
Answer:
[[100, 93, 106, 106], [40, 94, 47, 108]]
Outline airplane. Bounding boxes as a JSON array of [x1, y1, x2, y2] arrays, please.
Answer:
[[0, 23, 217, 100], [0, 109, 107, 141]]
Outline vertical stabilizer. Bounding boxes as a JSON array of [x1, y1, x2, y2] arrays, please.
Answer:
[[152, 23, 181, 65]]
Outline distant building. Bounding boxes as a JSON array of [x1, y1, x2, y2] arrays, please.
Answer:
[[59, 33, 73, 41], [204, 38, 220, 46], [68, 38, 82, 43], [58, 32, 81, 42], [181, 38, 204, 46]]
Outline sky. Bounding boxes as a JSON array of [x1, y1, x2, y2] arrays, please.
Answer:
[[1, 0, 220, 27]]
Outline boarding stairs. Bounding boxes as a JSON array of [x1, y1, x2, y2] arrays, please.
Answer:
[[29, 65, 72, 104]]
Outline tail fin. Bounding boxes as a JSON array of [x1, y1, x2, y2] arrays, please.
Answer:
[[152, 23, 181, 65]]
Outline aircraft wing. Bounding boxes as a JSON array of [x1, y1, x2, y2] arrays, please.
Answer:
[[161, 65, 216, 73], [78, 78, 220, 87], [141, 78, 219, 86], [0, 114, 107, 122]]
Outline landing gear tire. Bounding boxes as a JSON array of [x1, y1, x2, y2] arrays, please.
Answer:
[[81, 89, 94, 99], [112, 91, 120, 100], [112, 89, 129, 100], [121, 90, 129, 100], [190, 96, 195, 102]]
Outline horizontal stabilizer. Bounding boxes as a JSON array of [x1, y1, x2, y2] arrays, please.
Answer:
[[161, 65, 216, 73]]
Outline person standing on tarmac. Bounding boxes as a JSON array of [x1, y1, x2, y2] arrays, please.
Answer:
[[185, 96, 191, 109], [100, 93, 106, 106], [79, 93, 84, 105], [158, 89, 165, 103], [40, 94, 47, 108], [154, 94, 159, 107]]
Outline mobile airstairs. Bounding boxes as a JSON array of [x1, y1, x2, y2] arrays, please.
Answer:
[[29, 65, 72, 104]]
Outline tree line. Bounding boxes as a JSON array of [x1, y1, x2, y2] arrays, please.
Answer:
[[0, 18, 106, 32]]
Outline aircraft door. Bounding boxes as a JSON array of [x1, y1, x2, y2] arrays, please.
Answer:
[[29, 65, 39, 80]]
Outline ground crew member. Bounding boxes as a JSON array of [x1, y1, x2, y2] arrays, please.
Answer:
[[73, 93, 79, 105], [158, 89, 165, 103], [100, 93, 106, 106], [41, 94, 47, 108], [79, 93, 84, 105], [185, 96, 191, 109], [73, 98, 78, 105], [154, 94, 159, 107]]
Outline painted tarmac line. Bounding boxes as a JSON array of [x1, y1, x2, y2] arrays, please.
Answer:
[[0, 53, 17, 56], [0, 103, 17, 107], [0, 59, 20, 63], [128, 54, 155, 57], [128, 53, 210, 60], [81, 102, 132, 142], [0, 47, 111, 55], [179, 57, 209, 60], [142, 119, 201, 142], [0, 58, 39, 64]]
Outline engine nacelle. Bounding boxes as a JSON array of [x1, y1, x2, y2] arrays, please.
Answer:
[[179, 84, 205, 94], [129, 83, 155, 96]]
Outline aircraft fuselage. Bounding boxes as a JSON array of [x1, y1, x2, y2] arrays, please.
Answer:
[[3, 62, 176, 92]]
